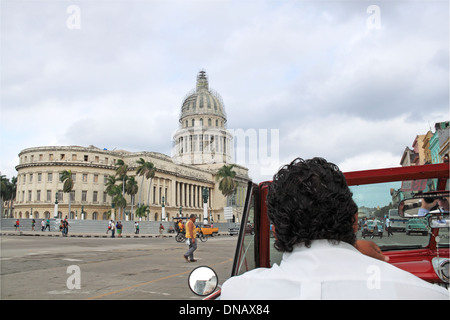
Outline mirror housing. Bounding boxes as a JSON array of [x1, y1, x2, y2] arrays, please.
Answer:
[[398, 191, 449, 218], [428, 214, 450, 229], [188, 266, 218, 296]]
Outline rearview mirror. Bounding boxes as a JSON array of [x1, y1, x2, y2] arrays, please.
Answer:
[[398, 191, 449, 218]]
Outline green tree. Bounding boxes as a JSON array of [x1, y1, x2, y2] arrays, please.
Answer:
[[7, 176, 17, 217], [135, 204, 150, 220], [115, 159, 129, 220], [136, 158, 156, 207], [60, 170, 74, 218], [105, 175, 119, 220], [0, 175, 15, 218], [125, 176, 138, 220], [216, 164, 237, 198]]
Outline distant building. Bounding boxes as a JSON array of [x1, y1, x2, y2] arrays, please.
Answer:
[[430, 121, 450, 164], [13, 71, 249, 221], [400, 121, 449, 166]]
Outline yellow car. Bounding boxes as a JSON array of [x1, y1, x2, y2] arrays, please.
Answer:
[[197, 224, 219, 236]]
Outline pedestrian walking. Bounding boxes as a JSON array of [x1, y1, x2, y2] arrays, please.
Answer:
[[116, 221, 123, 238], [41, 219, 45, 231], [183, 214, 198, 262], [385, 217, 394, 237], [15, 219, 20, 231], [45, 218, 50, 231], [110, 221, 116, 238], [106, 220, 113, 234], [135, 221, 140, 234], [31, 219, 36, 231], [62, 218, 70, 237], [159, 223, 165, 237]]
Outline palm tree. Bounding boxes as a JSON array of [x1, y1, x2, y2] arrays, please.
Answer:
[[115, 159, 128, 220], [125, 176, 138, 220], [105, 175, 119, 220], [6, 176, 17, 217], [216, 164, 237, 198], [136, 158, 156, 207], [113, 192, 127, 221], [60, 170, 74, 219], [0, 175, 9, 217], [135, 204, 150, 221]]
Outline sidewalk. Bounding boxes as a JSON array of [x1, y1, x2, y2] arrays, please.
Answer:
[[1, 230, 230, 238], [1, 230, 169, 238]]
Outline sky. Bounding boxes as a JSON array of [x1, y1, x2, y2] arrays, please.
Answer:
[[1, 0, 449, 189]]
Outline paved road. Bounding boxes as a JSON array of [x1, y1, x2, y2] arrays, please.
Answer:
[[1, 235, 238, 300]]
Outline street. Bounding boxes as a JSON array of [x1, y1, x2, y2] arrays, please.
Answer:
[[0, 235, 238, 300]]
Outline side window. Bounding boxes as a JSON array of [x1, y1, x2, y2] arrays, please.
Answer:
[[233, 183, 257, 276]]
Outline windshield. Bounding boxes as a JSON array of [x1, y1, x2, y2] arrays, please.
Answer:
[[351, 180, 449, 250], [235, 178, 449, 275], [266, 178, 449, 268]]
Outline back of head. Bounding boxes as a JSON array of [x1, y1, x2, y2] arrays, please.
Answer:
[[267, 157, 358, 252]]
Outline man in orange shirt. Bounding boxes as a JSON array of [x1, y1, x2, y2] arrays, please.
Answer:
[[183, 214, 197, 262]]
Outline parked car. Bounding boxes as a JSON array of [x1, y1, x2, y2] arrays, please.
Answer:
[[228, 226, 239, 236], [197, 224, 219, 236]]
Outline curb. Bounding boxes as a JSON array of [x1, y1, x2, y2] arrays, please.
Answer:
[[1, 231, 231, 239]]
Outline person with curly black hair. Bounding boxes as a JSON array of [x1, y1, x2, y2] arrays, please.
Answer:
[[221, 157, 449, 299], [267, 157, 358, 252]]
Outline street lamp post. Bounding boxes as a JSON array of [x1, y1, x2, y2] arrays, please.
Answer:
[[54, 192, 59, 219], [161, 196, 166, 221], [54, 192, 59, 231], [202, 187, 209, 224]]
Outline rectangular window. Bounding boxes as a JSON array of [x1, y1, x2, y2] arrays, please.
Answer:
[[48, 173, 53, 182], [82, 190, 87, 202], [47, 190, 52, 201], [93, 191, 98, 202]]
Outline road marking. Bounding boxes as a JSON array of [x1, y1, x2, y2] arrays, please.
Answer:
[[86, 258, 232, 300], [63, 258, 83, 262]]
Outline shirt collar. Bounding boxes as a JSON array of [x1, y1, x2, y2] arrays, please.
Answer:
[[282, 239, 358, 260]]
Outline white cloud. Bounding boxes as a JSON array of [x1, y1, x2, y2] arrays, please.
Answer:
[[1, 0, 448, 182]]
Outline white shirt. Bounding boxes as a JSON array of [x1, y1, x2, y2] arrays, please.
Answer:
[[221, 240, 449, 300]]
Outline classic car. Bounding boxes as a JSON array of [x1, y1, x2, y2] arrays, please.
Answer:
[[405, 218, 428, 236], [361, 220, 384, 239], [197, 224, 219, 236]]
